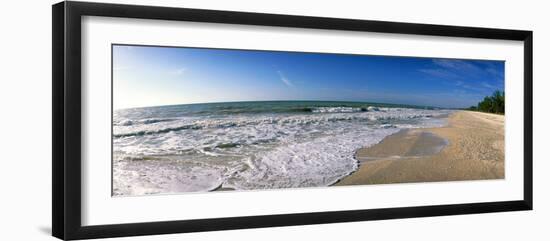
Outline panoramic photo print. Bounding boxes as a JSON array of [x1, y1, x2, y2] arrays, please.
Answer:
[[112, 44, 505, 196]]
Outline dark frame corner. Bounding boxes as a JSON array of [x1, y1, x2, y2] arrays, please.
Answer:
[[53, 1, 533, 240]]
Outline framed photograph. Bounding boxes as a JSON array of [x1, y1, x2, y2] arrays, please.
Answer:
[[52, 1, 533, 240]]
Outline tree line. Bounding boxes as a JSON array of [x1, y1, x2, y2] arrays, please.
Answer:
[[468, 90, 505, 114]]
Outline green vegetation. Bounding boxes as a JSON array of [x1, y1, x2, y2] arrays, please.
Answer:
[[468, 91, 505, 114]]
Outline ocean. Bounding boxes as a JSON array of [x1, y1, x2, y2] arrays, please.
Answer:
[[113, 101, 452, 196]]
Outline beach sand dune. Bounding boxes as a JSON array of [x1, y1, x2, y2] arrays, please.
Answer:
[[336, 111, 504, 186]]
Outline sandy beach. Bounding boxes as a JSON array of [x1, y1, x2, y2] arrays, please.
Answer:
[[336, 111, 504, 186]]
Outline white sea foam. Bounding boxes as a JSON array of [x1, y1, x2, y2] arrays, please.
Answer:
[[112, 107, 452, 195], [224, 127, 399, 190], [311, 106, 364, 113], [113, 160, 225, 196]]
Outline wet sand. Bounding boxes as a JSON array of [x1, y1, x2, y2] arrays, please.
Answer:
[[336, 111, 504, 186]]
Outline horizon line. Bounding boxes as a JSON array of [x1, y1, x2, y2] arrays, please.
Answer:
[[113, 99, 455, 111]]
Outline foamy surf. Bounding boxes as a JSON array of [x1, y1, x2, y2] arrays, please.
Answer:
[[112, 101, 451, 196]]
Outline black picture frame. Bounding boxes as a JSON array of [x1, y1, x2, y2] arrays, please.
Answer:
[[52, 1, 533, 240]]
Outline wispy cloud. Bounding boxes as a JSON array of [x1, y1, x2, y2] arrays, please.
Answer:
[[418, 68, 460, 79], [419, 59, 504, 94], [432, 59, 481, 73], [170, 68, 186, 76], [481, 81, 499, 89], [433, 59, 504, 82], [277, 70, 293, 87], [485, 66, 504, 82]]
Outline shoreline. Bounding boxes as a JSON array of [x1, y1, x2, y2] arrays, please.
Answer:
[[335, 111, 504, 186]]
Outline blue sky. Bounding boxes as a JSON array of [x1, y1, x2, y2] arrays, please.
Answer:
[[113, 45, 504, 109]]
